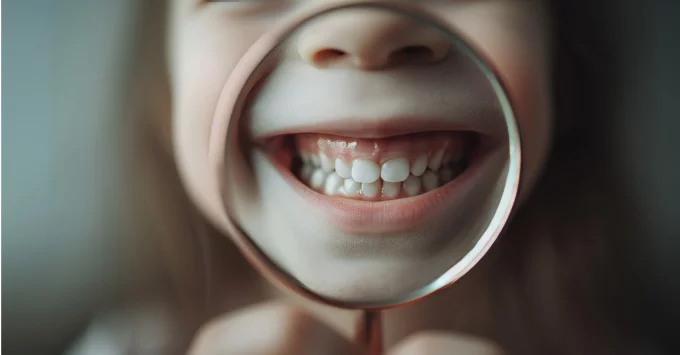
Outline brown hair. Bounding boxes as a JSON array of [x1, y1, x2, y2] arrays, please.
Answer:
[[122, 1, 640, 354]]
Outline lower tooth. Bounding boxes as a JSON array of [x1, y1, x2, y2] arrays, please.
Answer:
[[310, 169, 327, 189], [324, 172, 343, 195], [362, 181, 381, 198], [403, 175, 422, 196], [344, 178, 361, 196], [301, 164, 314, 182], [382, 181, 400, 198], [440, 168, 454, 183], [422, 170, 439, 191]]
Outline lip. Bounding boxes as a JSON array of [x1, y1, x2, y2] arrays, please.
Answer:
[[250, 111, 505, 142], [260, 132, 500, 235]]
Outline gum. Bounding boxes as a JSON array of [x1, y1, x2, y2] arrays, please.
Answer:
[[294, 132, 466, 165]]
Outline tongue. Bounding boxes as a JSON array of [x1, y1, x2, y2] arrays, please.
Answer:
[[293, 131, 469, 165]]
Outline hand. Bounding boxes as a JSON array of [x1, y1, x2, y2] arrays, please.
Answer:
[[187, 302, 505, 355]]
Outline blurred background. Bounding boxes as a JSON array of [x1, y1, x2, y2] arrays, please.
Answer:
[[3, 0, 137, 353], [3, 0, 680, 354]]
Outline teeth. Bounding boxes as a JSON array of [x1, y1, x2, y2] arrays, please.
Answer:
[[362, 181, 381, 198], [411, 155, 428, 177], [380, 157, 410, 183], [301, 152, 311, 164], [351, 159, 380, 184], [320, 152, 334, 172], [422, 170, 439, 192], [310, 169, 327, 189], [344, 178, 361, 196], [310, 155, 321, 167], [440, 167, 454, 183], [382, 181, 401, 198], [335, 158, 352, 179], [428, 150, 444, 171], [301, 164, 314, 182], [300, 144, 467, 200], [403, 175, 422, 196], [324, 172, 343, 195], [442, 151, 452, 165]]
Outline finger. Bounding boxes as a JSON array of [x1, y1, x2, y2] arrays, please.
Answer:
[[188, 302, 365, 355], [388, 331, 505, 355]]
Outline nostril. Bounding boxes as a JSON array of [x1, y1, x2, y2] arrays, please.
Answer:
[[390, 45, 436, 64], [312, 49, 347, 65]]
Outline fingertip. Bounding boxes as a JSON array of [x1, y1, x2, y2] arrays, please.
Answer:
[[389, 331, 505, 355]]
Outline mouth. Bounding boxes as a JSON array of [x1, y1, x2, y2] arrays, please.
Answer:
[[256, 123, 499, 233], [289, 131, 478, 200]]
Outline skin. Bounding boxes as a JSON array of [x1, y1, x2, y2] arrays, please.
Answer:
[[168, 0, 552, 353]]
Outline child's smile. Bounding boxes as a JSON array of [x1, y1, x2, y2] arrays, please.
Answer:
[[170, 0, 552, 299]]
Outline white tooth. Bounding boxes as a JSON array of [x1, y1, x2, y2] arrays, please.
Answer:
[[351, 159, 380, 184], [343, 178, 361, 196], [403, 175, 422, 196], [450, 141, 464, 162], [411, 155, 428, 176], [320, 152, 334, 172], [324, 172, 343, 195], [310, 155, 321, 167], [422, 170, 439, 191], [335, 158, 352, 178], [362, 181, 381, 198], [428, 150, 444, 171], [380, 157, 410, 182], [300, 152, 310, 164], [382, 181, 401, 198], [300, 164, 314, 182], [442, 152, 452, 165], [309, 169, 327, 189], [440, 168, 454, 183]]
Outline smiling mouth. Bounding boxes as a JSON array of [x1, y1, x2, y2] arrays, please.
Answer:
[[264, 129, 484, 201]]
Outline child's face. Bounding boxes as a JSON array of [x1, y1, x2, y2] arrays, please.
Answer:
[[168, 0, 552, 300]]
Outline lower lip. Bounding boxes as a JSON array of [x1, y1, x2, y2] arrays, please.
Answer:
[[264, 142, 498, 235]]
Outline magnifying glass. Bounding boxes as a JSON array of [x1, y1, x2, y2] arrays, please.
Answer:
[[209, 2, 521, 353]]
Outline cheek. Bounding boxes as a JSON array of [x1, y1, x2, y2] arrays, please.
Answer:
[[443, 2, 554, 193], [169, 13, 268, 228]]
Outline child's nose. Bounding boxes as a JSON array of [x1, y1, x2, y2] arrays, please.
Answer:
[[296, 8, 450, 70]]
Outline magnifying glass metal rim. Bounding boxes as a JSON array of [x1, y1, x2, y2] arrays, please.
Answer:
[[209, 0, 523, 311]]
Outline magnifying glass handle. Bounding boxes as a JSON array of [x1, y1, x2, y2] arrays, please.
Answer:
[[356, 310, 383, 355]]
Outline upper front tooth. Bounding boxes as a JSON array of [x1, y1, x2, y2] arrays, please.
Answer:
[[428, 150, 444, 171], [335, 158, 352, 178], [351, 159, 380, 184], [380, 157, 410, 182], [411, 155, 428, 177], [320, 152, 334, 172]]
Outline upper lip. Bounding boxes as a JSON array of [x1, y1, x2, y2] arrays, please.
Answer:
[[250, 115, 498, 144]]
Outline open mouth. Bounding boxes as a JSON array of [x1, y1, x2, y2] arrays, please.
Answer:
[[248, 120, 501, 234], [262, 130, 484, 201]]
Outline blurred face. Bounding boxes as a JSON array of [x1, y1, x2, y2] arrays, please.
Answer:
[[168, 0, 552, 300]]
